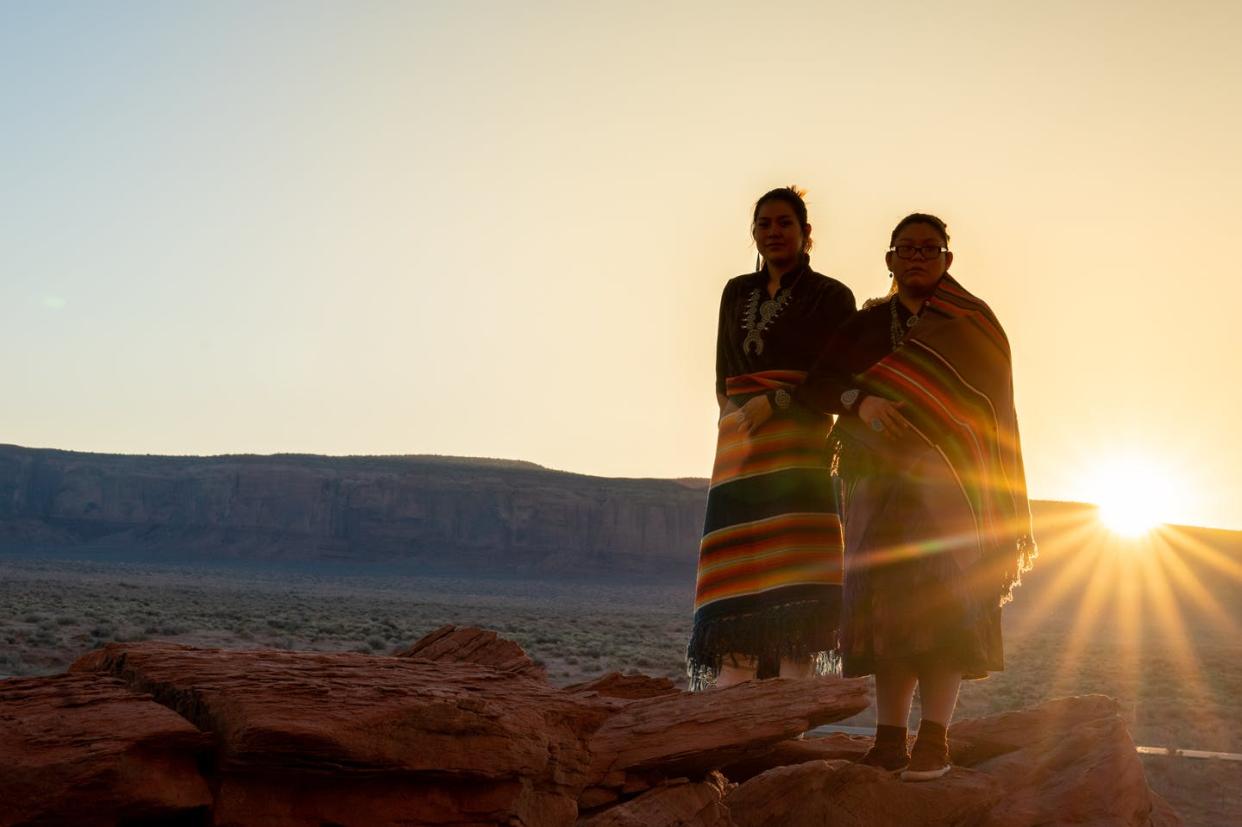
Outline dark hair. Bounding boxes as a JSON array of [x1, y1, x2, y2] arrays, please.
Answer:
[[889, 212, 950, 247], [753, 185, 813, 252]]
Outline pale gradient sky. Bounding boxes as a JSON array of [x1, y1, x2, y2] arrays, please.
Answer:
[[2, 1, 1240, 529]]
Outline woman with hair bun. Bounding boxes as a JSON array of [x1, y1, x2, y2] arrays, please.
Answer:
[[795, 213, 1037, 781], [687, 186, 856, 691]]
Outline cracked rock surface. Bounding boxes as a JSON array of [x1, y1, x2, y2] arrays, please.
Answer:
[[0, 625, 1180, 826]]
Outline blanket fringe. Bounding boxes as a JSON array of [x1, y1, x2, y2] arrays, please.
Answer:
[[686, 596, 842, 692]]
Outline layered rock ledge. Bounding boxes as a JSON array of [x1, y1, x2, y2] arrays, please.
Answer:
[[0, 625, 1180, 826]]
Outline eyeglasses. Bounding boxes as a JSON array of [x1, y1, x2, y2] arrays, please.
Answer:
[[889, 245, 948, 260]]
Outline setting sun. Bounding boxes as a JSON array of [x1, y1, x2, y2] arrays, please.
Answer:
[[1083, 457, 1181, 538], [1098, 501, 1159, 538]]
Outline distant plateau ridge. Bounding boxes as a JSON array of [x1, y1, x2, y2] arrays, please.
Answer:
[[0, 444, 709, 575], [0, 444, 1234, 577]]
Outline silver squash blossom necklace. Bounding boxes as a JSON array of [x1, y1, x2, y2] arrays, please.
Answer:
[[742, 269, 803, 356]]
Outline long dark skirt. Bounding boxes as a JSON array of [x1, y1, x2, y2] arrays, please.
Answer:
[[840, 444, 1003, 680]]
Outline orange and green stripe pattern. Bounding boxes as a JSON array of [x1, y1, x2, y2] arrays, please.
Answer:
[[694, 369, 844, 612], [853, 274, 1035, 604], [710, 417, 830, 488], [713, 370, 820, 488], [695, 511, 843, 610]]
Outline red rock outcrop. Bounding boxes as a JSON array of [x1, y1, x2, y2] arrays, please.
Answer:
[[722, 694, 1182, 827], [0, 673, 212, 827], [577, 773, 734, 826], [59, 631, 867, 826], [960, 697, 1168, 826], [719, 731, 870, 783], [585, 678, 870, 780], [565, 672, 681, 701], [727, 759, 1005, 826], [0, 626, 1182, 826], [395, 623, 548, 680], [71, 642, 603, 826]]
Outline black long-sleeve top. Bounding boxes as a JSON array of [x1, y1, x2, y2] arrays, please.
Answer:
[[715, 256, 856, 399], [793, 296, 914, 415]]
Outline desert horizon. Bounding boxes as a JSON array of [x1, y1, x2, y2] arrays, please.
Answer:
[[1, 442, 1239, 823], [4, 440, 1239, 533]]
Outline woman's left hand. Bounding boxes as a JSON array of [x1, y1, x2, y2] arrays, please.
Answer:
[[737, 395, 773, 434]]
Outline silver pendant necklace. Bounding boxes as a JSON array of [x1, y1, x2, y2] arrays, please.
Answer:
[[742, 269, 802, 356], [889, 296, 920, 351]]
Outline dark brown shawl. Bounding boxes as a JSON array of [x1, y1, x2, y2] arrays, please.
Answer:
[[836, 276, 1037, 606]]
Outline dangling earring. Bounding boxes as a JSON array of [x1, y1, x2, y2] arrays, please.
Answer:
[[755, 253, 762, 272], [888, 272, 894, 278]]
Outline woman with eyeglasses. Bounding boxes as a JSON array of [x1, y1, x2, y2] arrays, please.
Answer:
[[686, 186, 856, 691], [794, 213, 1036, 781]]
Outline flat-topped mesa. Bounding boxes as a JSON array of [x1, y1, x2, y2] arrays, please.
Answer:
[[0, 444, 708, 574], [0, 626, 1181, 826]]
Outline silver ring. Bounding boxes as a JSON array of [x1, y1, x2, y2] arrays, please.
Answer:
[[870, 418, 885, 432]]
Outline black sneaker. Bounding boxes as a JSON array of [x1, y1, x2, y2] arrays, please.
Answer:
[[859, 744, 910, 773], [900, 738, 951, 781]]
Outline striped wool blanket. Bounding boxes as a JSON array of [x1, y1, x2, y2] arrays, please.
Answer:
[[687, 370, 843, 689], [841, 276, 1037, 606]]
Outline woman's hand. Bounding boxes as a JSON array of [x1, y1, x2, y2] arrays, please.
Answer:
[[736, 394, 773, 434], [858, 395, 909, 440]]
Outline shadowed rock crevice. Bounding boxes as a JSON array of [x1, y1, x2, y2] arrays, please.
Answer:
[[0, 673, 213, 827]]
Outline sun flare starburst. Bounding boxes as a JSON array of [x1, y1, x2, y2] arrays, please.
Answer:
[[1098, 500, 1160, 538], [1082, 457, 1181, 538]]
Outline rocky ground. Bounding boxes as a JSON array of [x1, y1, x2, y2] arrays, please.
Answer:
[[1, 626, 1183, 826], [1, 557, 1239, 824]]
